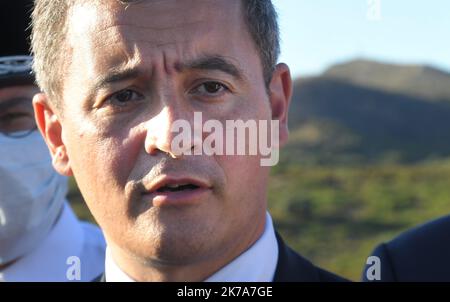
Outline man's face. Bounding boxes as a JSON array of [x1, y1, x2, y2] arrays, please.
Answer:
[[50, 0, 287, 267], [0, 85, 38, 136]]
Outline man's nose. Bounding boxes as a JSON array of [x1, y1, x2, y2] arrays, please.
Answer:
[[144, 106, 195, 158]]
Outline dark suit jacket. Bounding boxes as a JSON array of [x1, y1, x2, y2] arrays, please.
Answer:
[[362, 215, 450, 282], [93, 233, 347, 282], [273, 233, 346, 281]]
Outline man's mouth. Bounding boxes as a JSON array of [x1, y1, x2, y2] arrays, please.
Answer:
[[142, 176, 211, 206], [155, 183, 200, 193]]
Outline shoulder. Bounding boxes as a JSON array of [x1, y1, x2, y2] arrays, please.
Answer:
[[273, 233, 348, 282], [363, 215, 450, 281], [78, 221, 106, 279], [386, 214, 450, 254], [80, 221, 106, 249]]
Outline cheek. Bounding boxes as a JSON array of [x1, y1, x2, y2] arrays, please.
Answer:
[[227, 94, 272, 130], [101, 134, 144, 187], [216, 154, 269, 202], [65, 122, 143, 205], [205, 92, 272, 198]]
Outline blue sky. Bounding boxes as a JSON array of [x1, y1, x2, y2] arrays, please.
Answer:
[[272, 0, 450, 79]]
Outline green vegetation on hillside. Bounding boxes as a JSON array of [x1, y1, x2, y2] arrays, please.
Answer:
[[269, 159, 450, 280]]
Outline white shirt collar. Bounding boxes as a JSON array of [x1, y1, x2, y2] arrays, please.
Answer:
[[105, 246, 135, 282], [0, 203, 83, 281], [105, 212, 279, 282]]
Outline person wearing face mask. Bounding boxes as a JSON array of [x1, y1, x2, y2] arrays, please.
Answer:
[[0, 1, 106, 282]]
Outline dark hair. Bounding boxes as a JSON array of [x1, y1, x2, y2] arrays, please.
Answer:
[[241, 0, 280, 86], [31, 0, 280, 107]]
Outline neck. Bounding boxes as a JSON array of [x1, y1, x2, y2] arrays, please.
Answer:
[[108, 214, 267, 282]]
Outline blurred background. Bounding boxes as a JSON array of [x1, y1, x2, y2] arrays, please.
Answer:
[[69, 0, 450, 280]]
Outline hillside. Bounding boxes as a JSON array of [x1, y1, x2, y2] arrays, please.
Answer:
[[323, 59, 450, 102], [284, 60, 450, 165]]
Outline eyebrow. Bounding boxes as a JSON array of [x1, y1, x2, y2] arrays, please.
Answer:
[[88, 55, 245, 100], [92, 67, 144, 93], [0, 97, 32, 113], [176, 55, 244, 80]]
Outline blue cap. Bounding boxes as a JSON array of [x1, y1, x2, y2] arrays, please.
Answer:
[[0, 1, 35, 88]]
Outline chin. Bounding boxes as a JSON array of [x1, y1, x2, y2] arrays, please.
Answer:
[[135, 232, 216, 266], [133, 218, 222, 264]]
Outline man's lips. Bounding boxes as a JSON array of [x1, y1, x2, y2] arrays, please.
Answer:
[[142, 176, 212, 206], [145, 176, 211, 193]]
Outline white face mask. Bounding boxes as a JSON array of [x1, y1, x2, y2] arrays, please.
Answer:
[[0, 131, 67, 265]]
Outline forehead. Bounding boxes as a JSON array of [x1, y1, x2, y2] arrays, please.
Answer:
[[65, 0, 251, 77]]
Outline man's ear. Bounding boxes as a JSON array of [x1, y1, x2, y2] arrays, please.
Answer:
[[33, 93, 73, 176], [268, 63, 293, 147]]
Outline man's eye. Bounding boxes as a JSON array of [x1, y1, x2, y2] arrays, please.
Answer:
[[106, 89, 144, 107], [193, 82, 229, 96]]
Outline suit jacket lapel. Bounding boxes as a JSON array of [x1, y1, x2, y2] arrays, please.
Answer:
[[273, 232, 321, 282]]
